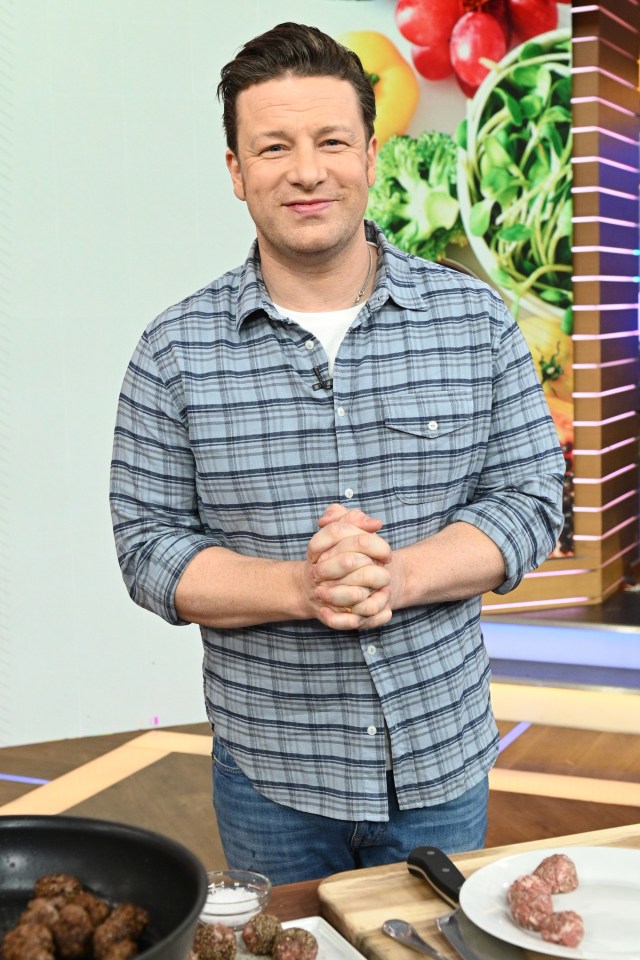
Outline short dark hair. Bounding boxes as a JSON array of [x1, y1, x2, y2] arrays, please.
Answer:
[[217, 22, 376, 154]]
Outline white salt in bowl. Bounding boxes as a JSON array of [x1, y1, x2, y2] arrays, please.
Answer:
[[199, 869, 271, 930]]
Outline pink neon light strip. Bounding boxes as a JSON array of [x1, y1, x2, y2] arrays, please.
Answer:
[[574, 359, 637, 369], [573, 127, 638, 146], [574, 490, 636, 513], [572, 5, 639, 34], [483, 597, 590, 610], [524, 568, 590, 577], [574, 438, 637, 455], [572, 186, 638, 198], [572, 156, 639, 172], [574, 411, 636, 426], [573, 385, 636, 398], [574, 515, 638, 541], [571, 97, 637, 117], [574, 464, 636, 484], [573, 275, 640, 280], [572, 68, 637, 91], [572, 246, 637, 254], [572, 220, 637, 228]]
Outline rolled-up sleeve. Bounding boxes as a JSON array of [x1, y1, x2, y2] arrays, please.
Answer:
[[451, 303, 565, 592], [110, 331, 218, 624]]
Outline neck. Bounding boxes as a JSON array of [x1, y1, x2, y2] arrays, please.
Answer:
[[259, 239, 376, 312]]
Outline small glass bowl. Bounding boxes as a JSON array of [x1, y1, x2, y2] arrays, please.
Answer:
[[199, 869, 271, 930]]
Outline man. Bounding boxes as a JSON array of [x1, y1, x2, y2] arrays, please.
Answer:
[[110, 22, 564, 884]]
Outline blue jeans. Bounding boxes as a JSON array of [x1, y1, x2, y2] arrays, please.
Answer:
[[212, 737, 488, 885]]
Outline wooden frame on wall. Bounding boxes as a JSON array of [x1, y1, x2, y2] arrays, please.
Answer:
[[484, 0, 640, 613]]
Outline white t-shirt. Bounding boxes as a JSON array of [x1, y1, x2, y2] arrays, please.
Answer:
[[272, 304, 361, 375]]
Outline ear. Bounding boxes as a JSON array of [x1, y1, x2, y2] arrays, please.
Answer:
[[225, 149, 246, 202], [366, 136, 378, 188]]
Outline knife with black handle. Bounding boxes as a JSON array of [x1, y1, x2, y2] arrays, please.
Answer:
[[407, 846, 526, 960], [408, 846, 466, 907]]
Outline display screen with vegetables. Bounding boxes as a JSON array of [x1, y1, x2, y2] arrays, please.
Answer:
[[457, 31, 572, 329], [366, 130, 466, 263]]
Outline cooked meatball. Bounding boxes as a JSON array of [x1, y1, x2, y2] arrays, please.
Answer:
[[93, 905, 148, 960], [106, 905, 148, 941], [51, 904, 93, 960], [2, 923, 55, 960], [533, 853, 579, 894], [507, 874, 553, 931], [19, 899, 61, 928], [99, 940, 139, 960], [190, 924, 236, 960], [34, 877, 83, 903], [242, 913, 282, 954], [540, 911, 584, 947], [69, 892, 110, 928], [271, 927, 318, 960]]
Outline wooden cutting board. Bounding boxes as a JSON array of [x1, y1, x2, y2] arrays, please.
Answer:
[[317, 822, 640, 960]]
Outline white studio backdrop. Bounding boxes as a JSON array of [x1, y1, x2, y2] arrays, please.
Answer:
[[1, 0, 577, 746], [0, 0, 409, 747]]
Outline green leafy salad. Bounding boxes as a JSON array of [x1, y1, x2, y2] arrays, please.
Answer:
[[459, 34, 573, 329]]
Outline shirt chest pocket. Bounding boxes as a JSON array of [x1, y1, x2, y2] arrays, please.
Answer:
[[382, 391, 475, 505]]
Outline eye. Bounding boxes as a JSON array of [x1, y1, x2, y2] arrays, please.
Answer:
[[323, 138, 345, 148]]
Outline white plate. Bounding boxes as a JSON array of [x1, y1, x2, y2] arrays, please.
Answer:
[[459, 846, 640, 958], [235, 915, 365, 959]]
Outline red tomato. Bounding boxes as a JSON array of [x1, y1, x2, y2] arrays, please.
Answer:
[[411, 42, 454, 80], [482, 0, 512, 45], [395, 0, 464, 47], [450, 12, 507, 92], [507, 0, 559, 40]]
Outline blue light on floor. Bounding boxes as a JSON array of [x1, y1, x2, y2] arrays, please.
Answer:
[[0, 773, 49, 784]]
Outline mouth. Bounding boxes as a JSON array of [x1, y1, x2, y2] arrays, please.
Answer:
[[284, 199, 334, 215]]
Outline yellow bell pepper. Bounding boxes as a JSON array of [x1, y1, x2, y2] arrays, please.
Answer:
[[338, 30, 419, 146]]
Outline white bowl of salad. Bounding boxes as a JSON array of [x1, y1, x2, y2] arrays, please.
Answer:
[[456, 29, 573, 334]]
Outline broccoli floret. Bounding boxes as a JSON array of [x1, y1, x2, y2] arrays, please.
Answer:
[[367, 131, 466, 262]]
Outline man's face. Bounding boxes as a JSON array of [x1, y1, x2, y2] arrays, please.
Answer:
[[226, 74, 377, 264]]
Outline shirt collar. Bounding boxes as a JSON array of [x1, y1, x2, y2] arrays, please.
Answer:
[[235, 219, 430, 330]]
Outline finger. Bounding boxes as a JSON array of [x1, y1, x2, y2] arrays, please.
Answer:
[[312, 532, 392, 571], [317, 505, 383, 532], [308, 525, 391, 565], [314, 561, 391, 593]]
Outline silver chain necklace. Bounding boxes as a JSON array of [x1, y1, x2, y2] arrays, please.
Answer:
[[352, 246, 373, 306]]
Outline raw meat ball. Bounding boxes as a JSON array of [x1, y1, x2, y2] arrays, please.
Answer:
[[190, 924, 236, 960], [242, 913, 282, 954], [533, 853, 579, 894], [540, 911, 584, 947], [34, 877, 83, 903], [51, 905, 93, 960], [272, 927, 318, 960], [2, 923, 55, 960], [507, 874, 553, 930]]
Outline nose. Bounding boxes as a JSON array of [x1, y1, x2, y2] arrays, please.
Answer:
[[286, 142, 327, 189]]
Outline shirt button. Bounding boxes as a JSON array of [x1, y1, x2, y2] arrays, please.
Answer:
[[428, 420, 438, 431], [345, 488, 354, 499], [366, 644, 377, 655], [305, 339, 314, 350], [367, 725, 377, 736], [337, 406, 346, 417]]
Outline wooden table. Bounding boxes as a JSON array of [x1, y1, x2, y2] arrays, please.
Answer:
[[267, 821, 640, 959]]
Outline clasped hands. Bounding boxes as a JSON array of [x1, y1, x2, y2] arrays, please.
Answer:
[[306, 503, 397, 630]]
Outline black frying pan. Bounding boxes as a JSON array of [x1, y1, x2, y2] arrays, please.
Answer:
[[0, 816, 208, 960]]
